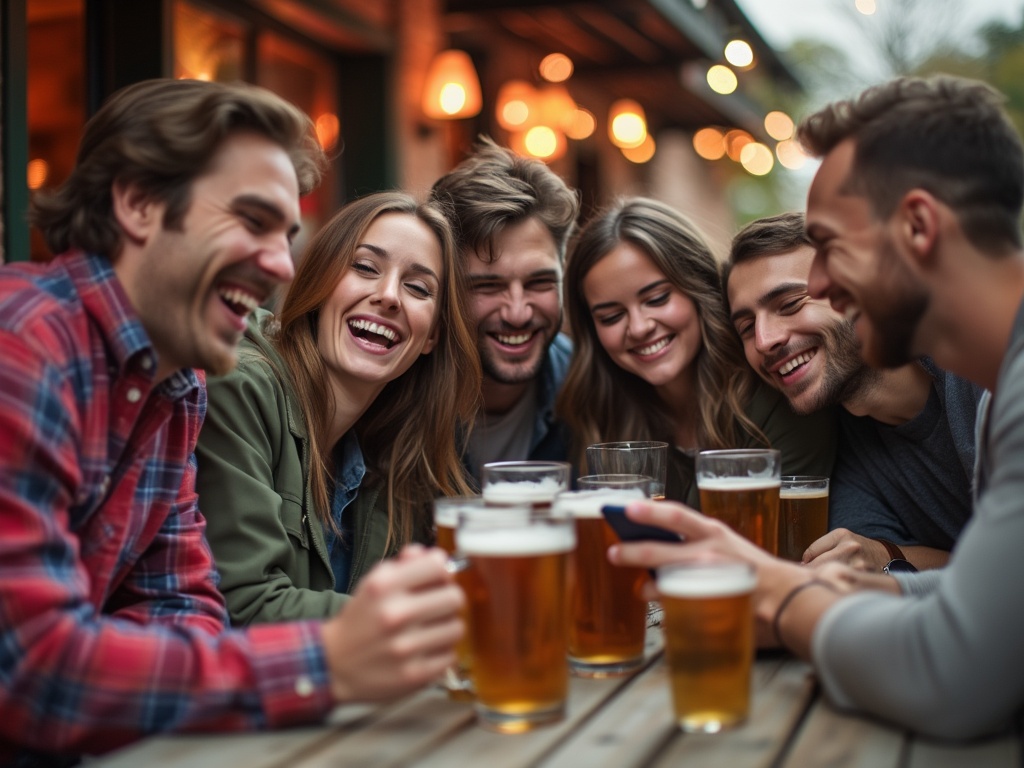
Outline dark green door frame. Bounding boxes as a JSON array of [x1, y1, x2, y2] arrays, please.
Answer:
[[2, 0, 29, 263]]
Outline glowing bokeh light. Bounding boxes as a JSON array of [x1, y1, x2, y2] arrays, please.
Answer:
[[693, 127, 726, 160], [776, 139, 808, 170], [525, 126, 559, 158], [725, 129, 754, 161], [740, 142, 774, 175], [27, 159, 49, 190], [855, 0, 877, 15], [764, 111, 794, 141], [539, 53, 573, 83], [564, 108, 596, 140], [609, 99, 647, 149], [724, 39, 754, 68], [622, 134, 656, 163], [707, 64, 738, 95]]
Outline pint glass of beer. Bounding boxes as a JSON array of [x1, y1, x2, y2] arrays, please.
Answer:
[[657, 561, 756, 733], [695, 449, 781, 555], [434, 496, 519, 700], [779, 476, 830, 561], [481, 461, 571, 510], [555, 485, 649, 677], [456, 507, 576, 733], [586, 441, 668, 500]]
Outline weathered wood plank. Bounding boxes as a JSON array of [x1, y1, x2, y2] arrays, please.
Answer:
[[780, 693, 904, 768]]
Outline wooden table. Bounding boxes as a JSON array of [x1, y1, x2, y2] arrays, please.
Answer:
[[92, 631, 1021, 768]]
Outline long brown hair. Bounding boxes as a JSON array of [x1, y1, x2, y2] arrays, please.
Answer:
[[274, 192, 480, 547], [557, 197, 764, 467]]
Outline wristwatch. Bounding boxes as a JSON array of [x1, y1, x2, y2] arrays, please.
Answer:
[[877, 538, 918, 574], [883, 558, 918, 574]]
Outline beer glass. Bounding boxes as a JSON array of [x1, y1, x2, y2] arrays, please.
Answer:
[[657, 560, 756, 733], [556, 482, 649, 677], [586, 441, 668, 500], [695, 449, 781, 555], [433, 496, 507, 700], [778, 476, 830, 562], [456, 507, 576, 733], [480, 461, 571, 510]]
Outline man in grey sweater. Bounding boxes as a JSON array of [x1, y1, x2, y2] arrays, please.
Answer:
[[724, 212, 984, 571], [611, 74, 1024, 738]]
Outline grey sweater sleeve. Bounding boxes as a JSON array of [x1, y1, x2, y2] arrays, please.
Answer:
[[809, 345, 1024, 740]]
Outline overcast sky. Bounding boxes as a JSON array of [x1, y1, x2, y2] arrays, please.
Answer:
[[737, 0, 1023, 71]]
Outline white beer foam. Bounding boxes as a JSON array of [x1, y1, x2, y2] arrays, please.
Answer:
[[457, 525, 575, 556], [483, 478, 564, 504], [554, 488, 645, 519], [780, 489, 829, 499], [696, 477, 781, 491], [657, 567, 756, 598]]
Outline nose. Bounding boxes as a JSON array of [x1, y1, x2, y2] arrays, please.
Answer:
[[807, 250, 830, 301], [259, 238, 296, 285], [499, 283, 533, 327], [754, 314, 787, 353], [372, 269, 402, 310], [625, 306, 655, 339]]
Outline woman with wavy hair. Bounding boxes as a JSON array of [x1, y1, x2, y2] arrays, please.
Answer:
[[195, 191, 480, 625], [557, 197, 834, 506]]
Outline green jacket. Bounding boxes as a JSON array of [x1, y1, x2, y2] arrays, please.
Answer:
[[195, 310, 398, 625], [666, 379, 838, 508]]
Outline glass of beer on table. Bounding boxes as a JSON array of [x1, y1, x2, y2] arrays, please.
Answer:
[[657, 560, 756, 733], [481, 461, 571, 510], [695, 449, 781, 555], [778, 476, 830, 562], [557, 476, 651, 677], [456, 506, 576, 733], [434, 495, 512, 700], [586, 441, 668, 500]]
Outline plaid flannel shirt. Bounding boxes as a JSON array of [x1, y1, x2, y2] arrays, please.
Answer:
[[0, 252, 333, 765]]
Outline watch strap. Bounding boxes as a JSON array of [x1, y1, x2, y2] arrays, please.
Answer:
[[876, 538, 905, 563]]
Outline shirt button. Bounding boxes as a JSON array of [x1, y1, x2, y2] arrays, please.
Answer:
[[294, 676, 315, 698], [99, 476, 111, 496], [126, 387, 142, 403], [140, 356, 154, 371]]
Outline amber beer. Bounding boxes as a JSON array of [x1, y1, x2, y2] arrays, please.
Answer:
[[658, 562, 756, 733], [558, 490, 648, 676], [698, 478, 781, 555], [778, 477, 830, 561], [457, 516, 575, 732]]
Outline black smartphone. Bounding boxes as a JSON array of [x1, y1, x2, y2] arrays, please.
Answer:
[[601, 505, 681, 543]]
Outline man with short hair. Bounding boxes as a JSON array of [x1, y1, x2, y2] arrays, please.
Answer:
[[430, 137, 580, 481], [0, 78, 462, 765], [724, 212, 983, 571]]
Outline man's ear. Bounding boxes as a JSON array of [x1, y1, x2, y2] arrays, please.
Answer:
[[110, 180, 162, 245], [895, 190, 941, 266]]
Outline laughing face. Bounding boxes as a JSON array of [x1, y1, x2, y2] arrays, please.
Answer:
[[806, 139, 930, 369], [120, 132, 302, 378], [582, 241, 703, 396], [316, 211, 441, 396], [727, 246, 868, 414], [466, 216, 562, 387]]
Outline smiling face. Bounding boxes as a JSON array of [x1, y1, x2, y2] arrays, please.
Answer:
[[466, 216, 562, 387], [806, 139, 930, 369], [121, 131, 301, 378], [582, 241, 703, 396], [727, 246, 868, 414], [316, 211, 441, 396]]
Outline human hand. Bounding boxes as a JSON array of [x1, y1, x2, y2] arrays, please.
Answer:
[[802, 529, 889, 571], [321, 545, 464, 703]]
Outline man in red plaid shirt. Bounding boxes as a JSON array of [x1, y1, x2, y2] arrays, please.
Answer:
[[0, 79, 463, 767]]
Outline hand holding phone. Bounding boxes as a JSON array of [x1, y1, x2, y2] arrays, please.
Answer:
[[601, 505, 681, 543]]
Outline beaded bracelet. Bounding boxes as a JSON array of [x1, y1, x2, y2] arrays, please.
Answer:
[[771, 579, 838, 652]]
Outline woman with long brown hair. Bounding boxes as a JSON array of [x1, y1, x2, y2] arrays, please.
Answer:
[[557, 197, 834, 506], [195, 191, 480, 624]]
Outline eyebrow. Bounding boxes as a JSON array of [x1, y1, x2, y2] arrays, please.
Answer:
[[590, 279, 670, 313], [729, 281, 806, 324], [233, 195, 301, 240], [468, 268, 560, 283], [357, 243, 440, 282]]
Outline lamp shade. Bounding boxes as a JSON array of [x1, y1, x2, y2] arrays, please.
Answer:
[[422, 49, 482, 120]]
